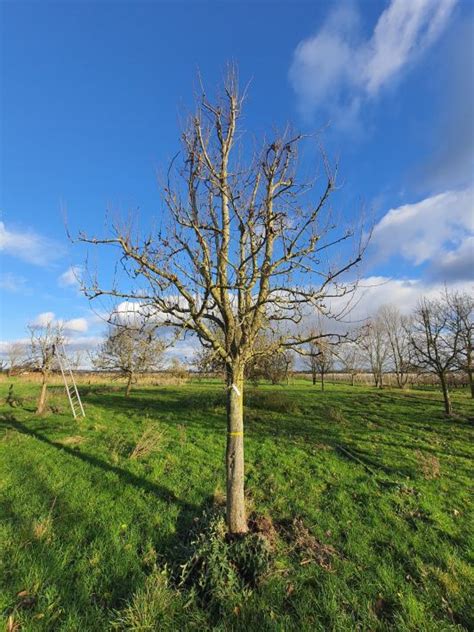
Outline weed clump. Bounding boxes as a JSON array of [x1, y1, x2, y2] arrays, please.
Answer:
[[245, 390, 300, 414], [325, 405, 346, 424], [5, 384, 22, 408], [178, 509, 272, 614]]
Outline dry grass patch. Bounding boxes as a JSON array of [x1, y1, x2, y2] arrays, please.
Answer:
[[57, 435, 84, 446], [289, 518, 338, 571], [130, 425, 165, 460], [416, 450, 441, 479]]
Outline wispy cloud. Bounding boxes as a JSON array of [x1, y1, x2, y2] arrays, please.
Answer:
[[58, 265, 82, 287], [289, 0, 456, 124], [0, 221, 65, 266], [0, 272, 27, 293]]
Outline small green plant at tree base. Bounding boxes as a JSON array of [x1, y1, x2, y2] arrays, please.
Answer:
[[178, 509, 272, 615]]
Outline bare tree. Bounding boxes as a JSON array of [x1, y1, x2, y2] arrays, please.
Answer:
[[379, 304, 412, 389], [337, 339, 362, 386], [193, 346, 225, 377], [445, 290, 474, 398], [78, 71, 365, 533], [409, 297, 460, 416], [6, 342, 26, 376], [305, 336, 333, 391], [94, 323, 166, 396], [305, 343, 319, 386], [254, 349, 294, 385], [358, 316, 390, 388], [28, 322, 65, 414]]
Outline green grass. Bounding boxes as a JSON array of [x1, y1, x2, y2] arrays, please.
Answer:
[[0, 378, 473, 631]]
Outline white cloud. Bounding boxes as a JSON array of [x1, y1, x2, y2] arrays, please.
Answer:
[[370, 188, 474, 267], [29, 312, 88, 333], [31, 311, 56, 327], [66, 335, 103, 350], [326, 275, 473, 325], [63, 318, 88, 333], [289, 0, 456, 121], [0, 272, 27, 292], [58, 265, 81, 287], [0, 221, 65, 266]]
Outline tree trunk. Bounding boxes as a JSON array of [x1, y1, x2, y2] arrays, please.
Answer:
[[468, 369, 474, 399], [226, 363, 247, 534], [125, 373, 133, 397], [36, 373, 48, 414], [351, 373, 355, 387], [312, 372, 316, 386], [439, 374, 452, 416], [321, 370, 325, 391]]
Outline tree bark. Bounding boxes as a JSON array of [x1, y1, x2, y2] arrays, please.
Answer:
[[312, 373, 316, 386], [321, 370, 325, 391], [439, 374, 452, 416], [125, 372, 133, 397], [226, 363, 247, 534], [36, 373, 48, 414]]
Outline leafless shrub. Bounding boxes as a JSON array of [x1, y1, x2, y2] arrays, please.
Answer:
[[130, 426, 165, 460]]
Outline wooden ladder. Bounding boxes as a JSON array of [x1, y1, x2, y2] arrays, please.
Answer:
[[54, 344, 86, 419]]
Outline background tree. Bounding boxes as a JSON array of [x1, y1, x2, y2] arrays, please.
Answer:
[[305, 343, 319, 386], [6, 342, 26, 377], [167, 357, 189, 381], [358, 316, 390, 388], [379, 304, 412, 389], [94, 322, 166, 396], [28, 321, 65, 414], [336, 339, 362, 386], [193, 346, 225, 377], [250, 349, 294, 385], [409, 297, 460, 415], [445, 290, 474, 398], [305, 336, 333, 391], [79, 71, 365, 534]]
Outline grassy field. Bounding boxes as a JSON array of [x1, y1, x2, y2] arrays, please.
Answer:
[[0, 378, 473, 631]]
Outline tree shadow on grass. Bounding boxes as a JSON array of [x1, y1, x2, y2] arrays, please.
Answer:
[[80, 386, 472, 482], [0, 413, 205, 540], [0, 411, 219, 626]]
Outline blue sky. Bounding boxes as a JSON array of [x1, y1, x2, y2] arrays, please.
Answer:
[[1, 0, 473, 359]]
